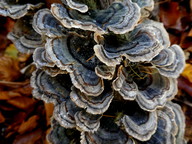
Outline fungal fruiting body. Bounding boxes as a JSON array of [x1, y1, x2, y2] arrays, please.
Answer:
[[1, 0, 186, 143]]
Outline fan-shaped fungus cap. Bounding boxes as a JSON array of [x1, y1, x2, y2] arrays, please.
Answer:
[[0, 0, 43, 19], [54, 99, 81, 129], [113, 65, 178, 111], [75, 111, 101, 132], [33, 47, 67, 76], [33, 7, 104, 96], [51, 0, 141, 35], [45, 35, 104, 96], [81, 117, 135, 144], [152, 44, 185, 78], [142, 104, 178, 144], [132, 0, 154, 18], [47, 119, 80, 144], [33, 47, 55, 68], [95, 64, 116, 80], [70, 86, 113, 115], [7, 15, 44, 54], [94, 19, 170, 66], [118, 107, 157, 141], [31, 70, 71, 104], [167, 102, 186, 144], [33, 9, 65, 38], [61, 0, 88, 13]]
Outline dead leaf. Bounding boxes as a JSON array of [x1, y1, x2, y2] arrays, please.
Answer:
[[17, 53, 31, 63], [4, 44, 19, 59], [18, 115, 39, 134], [44, 103, 54, 126], [0, 103, 16, 111], [178, 76, 192, 97], [168, 33, 180, 45], [0, 91, 21, 100], [0, 111, 5, 123], [45, 0, 62, 8], [181, 103, 192, 142], [190, 0, 192, 12], [5, 112, 27, 138], [0, 56, 21, 81], [13, 129, 43, 144], [188, 28, 192, 37], [0, 17, 14, 50], [0, 80, 30, 89], [7, 97, 36, 110], [159, 2, 188, 31], [181, 64, 192, 83], [180, 33, 192, 49], [0, 81, 31, 100]]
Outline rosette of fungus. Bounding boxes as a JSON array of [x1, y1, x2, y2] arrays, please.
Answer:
[[8, 0, 185, 143]]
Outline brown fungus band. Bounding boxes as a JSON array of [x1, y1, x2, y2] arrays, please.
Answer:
[[0, 0, 186, 143]]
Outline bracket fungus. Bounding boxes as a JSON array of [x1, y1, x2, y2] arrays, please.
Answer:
[[74, 110, 101, 132], [47, 119, 80, 144], [117, 107, 157, 141], [142, 103, 181, 144], [81, 117, 135, 144], [113, 65, 178, 111], [7, 15, 44, 54], [31, 70, 71, 104], [3, 0, 186, 143], [70, 86, 113, 115], [61, 0, 88, 13], [132, 0, 154, 18], [151, 44, 185, 78], [94, 19, 170, 66], [0, 0, 43, 19], [51, 0, 141, 35]]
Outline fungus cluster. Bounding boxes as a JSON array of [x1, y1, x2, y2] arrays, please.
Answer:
[[0, 0, 186, 143]]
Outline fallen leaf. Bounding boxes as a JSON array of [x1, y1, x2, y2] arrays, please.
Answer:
[[13, 129, 43, 144], [180, 33, 192, 49], [4, 44, 18, 59], [168, 33, 180, 45], [0, 111, 5, 123], [178, 76, 192, 97], [190, 0, 192, 11], [0, 56, 21, 81], [7, 97, 36, 110], [188, 28, 192, 37], [45, 0, 62, 8], [0, 80, 30, 89], [181, 64, 192, 83], [0, 17, 14, 50], [0, 35, 10, 50], [5, 112, 28, 138], [159, 2, 189, 31], [0, 81, 31, 100], [17, 53, 31, 63], [181, 103, 192, 142], [44, 103, 54, 126], [18, 115, 39, 134], [0, 91, 21, 100], [0, 103, 16, 111]]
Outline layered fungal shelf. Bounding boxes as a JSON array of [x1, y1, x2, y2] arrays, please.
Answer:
[[0, 0, 186, 143]]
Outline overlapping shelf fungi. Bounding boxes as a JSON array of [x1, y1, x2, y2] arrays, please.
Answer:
[[1, 0, 186, 143]]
